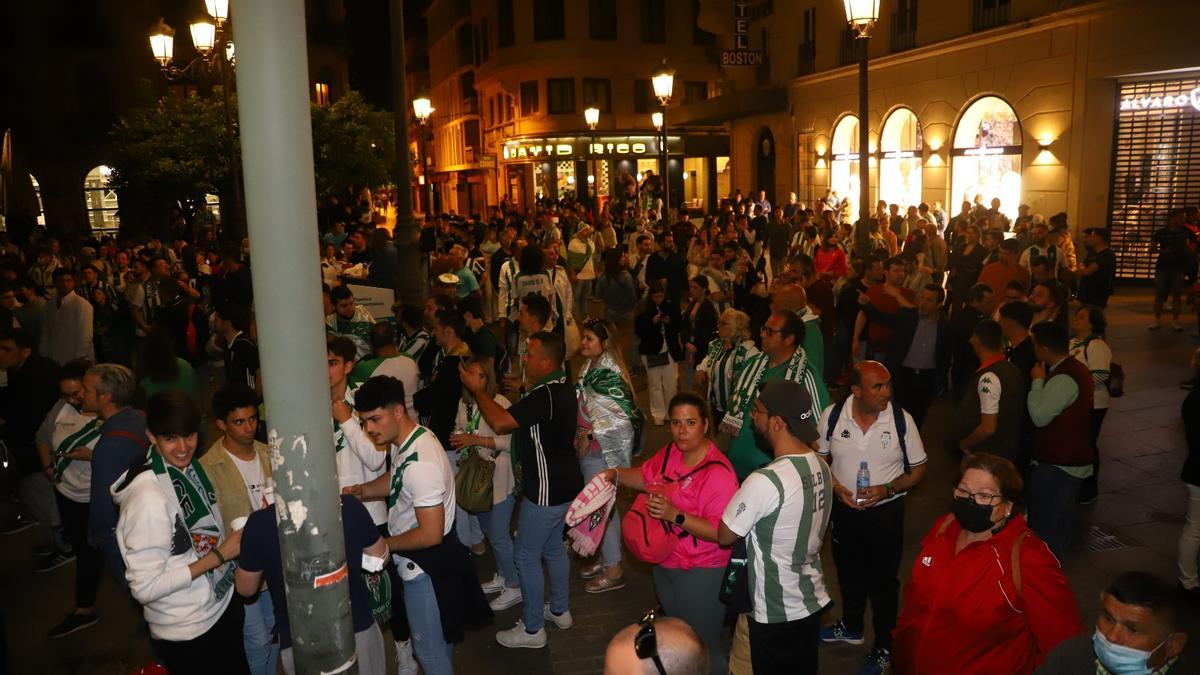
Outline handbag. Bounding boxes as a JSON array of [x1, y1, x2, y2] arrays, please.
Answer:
[[718, 538, 753, 614], [455, 448, 495, 514]]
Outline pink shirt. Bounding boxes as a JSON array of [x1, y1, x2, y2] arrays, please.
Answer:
[[640, 442, 738, 570]]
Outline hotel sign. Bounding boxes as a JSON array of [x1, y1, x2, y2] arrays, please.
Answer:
[[722, 0, 765, 67], [1119, 87, 1200, 112], [501, 137, 661, 160]]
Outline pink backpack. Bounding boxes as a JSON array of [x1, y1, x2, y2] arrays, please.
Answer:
[[622, 443, 729, 564]]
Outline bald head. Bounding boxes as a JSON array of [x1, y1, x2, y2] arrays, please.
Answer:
[[604, 617, 708, 675], [772, 283, 808, 314], [850, 360, 892, 413]]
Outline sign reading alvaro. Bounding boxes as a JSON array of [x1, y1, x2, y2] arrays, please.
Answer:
[[1119, 87, 1200, 112]]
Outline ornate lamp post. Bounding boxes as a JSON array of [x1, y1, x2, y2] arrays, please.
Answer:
[[412, 96, 434, 216], [652, 64, 674, 220], [584, 107, 599, 213], [843, 0, 880, 257], [149, 0, 243, 240]]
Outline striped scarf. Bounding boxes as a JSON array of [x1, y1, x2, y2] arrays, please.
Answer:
[[399, 328, 431, 361], [701, 338, 759, 413], [722, 347, 808, 433], [576, 352, 642, 467], [150, 451, 234, 601], [53, 415, 102, 483]]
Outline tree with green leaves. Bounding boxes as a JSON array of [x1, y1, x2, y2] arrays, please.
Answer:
[[310, 90, 395, 200]]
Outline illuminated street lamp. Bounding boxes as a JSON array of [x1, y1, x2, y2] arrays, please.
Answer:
[[584, 107, 599, 130], [843, 0, 879, 257], [205, 0, 230, 27], [651, 111, 663, 131], [583, 108, 600, 211], [652, 62, 675, 218], [190, 21, 216, 57], [412, 96, 435, 215]]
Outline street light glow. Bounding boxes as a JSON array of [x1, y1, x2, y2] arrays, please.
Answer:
[[652, 111, 663, 131], [843, 0, 880, 35], [190, 21, 216, 56], [584, 107, 600, 130], [205, 0, 230, 26], [413, 97, 434, 124], [149, 30, 175, 66], [652, 66, 674, 104]]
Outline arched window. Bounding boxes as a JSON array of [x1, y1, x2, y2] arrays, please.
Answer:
[[951, 96, 1022, 221], [879, 107, 922, 209], [830, 114, 861, 222], [30, 174, 45, 226], [83, 165, 119, 232]]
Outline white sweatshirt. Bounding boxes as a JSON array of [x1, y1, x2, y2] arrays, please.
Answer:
[[111, 468, 232, 641]]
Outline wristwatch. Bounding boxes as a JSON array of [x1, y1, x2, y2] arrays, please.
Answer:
[[673, 512, 686, 526]]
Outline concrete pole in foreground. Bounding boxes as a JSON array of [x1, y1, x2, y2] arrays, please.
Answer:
[[231, 2, 357, 673]]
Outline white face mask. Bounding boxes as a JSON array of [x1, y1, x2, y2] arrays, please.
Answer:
[[1092, 628, 1165, 675]]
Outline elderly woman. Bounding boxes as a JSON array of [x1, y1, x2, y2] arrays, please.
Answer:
[[450, 358, 518, 611], [112, 390, 248, 674], [892, 453, 1082, 674], [575, 318, 642, 593], [694, 309, 759, 434]]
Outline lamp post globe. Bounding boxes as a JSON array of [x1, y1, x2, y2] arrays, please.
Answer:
[[584, 107, 599, 130], [189, 21, 216, 57], [843, 0, 880, 35]]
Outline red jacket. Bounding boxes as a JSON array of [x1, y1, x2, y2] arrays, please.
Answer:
[[892, 514, 1083, 675]]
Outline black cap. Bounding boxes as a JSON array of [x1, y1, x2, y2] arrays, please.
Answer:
[[757, 380, 820, 445]]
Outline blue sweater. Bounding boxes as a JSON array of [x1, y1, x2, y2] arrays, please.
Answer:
[[88, 408, 149, 547]]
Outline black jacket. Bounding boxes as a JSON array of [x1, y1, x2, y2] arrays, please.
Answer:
[[645, 252, 689, 306], [413, 349, 468, 451], [682, 298, 719, 366], [0, 353, 60, 475], [860, 304, 949, 383], [402, 529, 493, 643], [635, 300, 684, 362]]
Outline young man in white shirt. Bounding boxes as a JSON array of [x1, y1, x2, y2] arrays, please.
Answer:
[[815, 361, 927, 675], [198, 384, 278, 675], [346, 376, 481, 675]]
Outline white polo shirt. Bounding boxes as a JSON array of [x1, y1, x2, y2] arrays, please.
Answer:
[[816, 400, 926, 506], [387, 425, 457, 581]]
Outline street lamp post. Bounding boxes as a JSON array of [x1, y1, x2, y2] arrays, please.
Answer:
[[584, 107, 599, 217], [652, 64, 674, 221], [149, 0, 245, 242], [413, 96, 434, 217], [843, 0, 880, 258]]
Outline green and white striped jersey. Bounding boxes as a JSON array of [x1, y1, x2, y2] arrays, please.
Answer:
[[722, 452, 833, 624]]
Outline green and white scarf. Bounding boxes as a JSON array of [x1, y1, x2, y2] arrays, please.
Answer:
[[387, 427, 426, 510], [576, 352, 643, 467], [333, 386, 357, 454], [722, 347, 808, 434], [150, 450, 235, 600], [399, 328, 431, 361], [53, 416, 102, 483], [700, 338, 760, 413]]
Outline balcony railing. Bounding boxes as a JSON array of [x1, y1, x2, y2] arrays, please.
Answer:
[[972, 0, 1011, 31], [890, 12, 916, 52], [797, 41, 816, 76]]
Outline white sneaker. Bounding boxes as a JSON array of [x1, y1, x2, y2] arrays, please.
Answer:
[[489, 586, 523, 611], [543, 604, 574, 629], [481, 573, 506, 595], [395, 639, 419, 675], [496, 620, 547, 648], [1148, 322, 1161, 330]]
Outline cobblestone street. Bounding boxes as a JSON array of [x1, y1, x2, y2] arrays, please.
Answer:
[[3, 287, 1197, 674]]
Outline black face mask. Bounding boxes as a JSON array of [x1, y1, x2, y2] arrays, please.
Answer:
[[951, 496, 999, 533]]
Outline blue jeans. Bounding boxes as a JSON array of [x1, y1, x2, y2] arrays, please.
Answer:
[[404, 572, 454, 675], [476, 493, 519, 588], [244, 590, 280, 675], [515, 499, 571, 632], [579, 453, 622, 567], [447, 452, 484, 547], [1027, 463, 1083, 562]]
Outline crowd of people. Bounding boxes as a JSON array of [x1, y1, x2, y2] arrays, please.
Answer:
[[0, 188, 1198, 675]]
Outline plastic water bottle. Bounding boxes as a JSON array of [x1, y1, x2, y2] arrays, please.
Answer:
[[856, 461, 870, 506]]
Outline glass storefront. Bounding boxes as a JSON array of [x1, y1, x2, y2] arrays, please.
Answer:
[[830, 115, 862, 222], [879, 108, 923, 208], [951, 96, 1022, 220]]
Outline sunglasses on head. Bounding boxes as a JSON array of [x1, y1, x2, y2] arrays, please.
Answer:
[[635, 609, 667, 674]]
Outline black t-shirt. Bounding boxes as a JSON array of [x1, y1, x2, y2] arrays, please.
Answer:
[[1152, 226, 1196, 271], [224, 333, 260, 392], [507, 377, 583, 506], [1077, 247, 1116, 303], [240, 495, 381, 649]]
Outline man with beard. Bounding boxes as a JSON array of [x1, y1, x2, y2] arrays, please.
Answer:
[[718, 380, 832, 675], [816, 361, 926, 675]]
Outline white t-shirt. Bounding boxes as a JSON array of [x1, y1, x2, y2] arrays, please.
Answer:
[[1070, 336, 1113, 409], [816, 401, 927, 505], [721, 453, 833, 623], [228, 450, 273, 511], [366, 354, 420, 420], [37, 399, 101, 503], [978, 371, 1002, 415], [387, 425, 457, 580]]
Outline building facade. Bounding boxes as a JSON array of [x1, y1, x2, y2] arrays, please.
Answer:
[[421, 0, 731, 216], [0, 0, 349, 241], [710, 0, 1200, 279]]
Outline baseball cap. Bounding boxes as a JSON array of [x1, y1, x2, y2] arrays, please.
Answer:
[[757, 380, 819, 445]]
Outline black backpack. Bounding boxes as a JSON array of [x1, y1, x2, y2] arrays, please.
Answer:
[[823, 399, 911, 474]]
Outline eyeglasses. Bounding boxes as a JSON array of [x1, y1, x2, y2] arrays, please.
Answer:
[[954, 486, 1003, 506], [634, 609, 667, 675], [761, 326, 785, 336]]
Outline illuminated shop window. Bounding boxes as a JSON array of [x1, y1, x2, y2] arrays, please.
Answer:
[[951, 96, 1022, 221], [84, 165, 119, 232], [879, 107, 923, 209], [830, 114, 862, 223]]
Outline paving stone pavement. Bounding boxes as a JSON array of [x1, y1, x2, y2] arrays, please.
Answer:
[[3, 287, 1198, 674]]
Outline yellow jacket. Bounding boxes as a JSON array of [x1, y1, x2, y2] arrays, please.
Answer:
[[198, 438, 272, 536]]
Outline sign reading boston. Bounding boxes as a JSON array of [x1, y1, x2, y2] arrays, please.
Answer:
[[1119, 87, 1200, 112]]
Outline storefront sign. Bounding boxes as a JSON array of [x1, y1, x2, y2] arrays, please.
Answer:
[[722, 0, 764, 67], [502, 138, 661, 161], [1119, 86, 1200, 112]]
